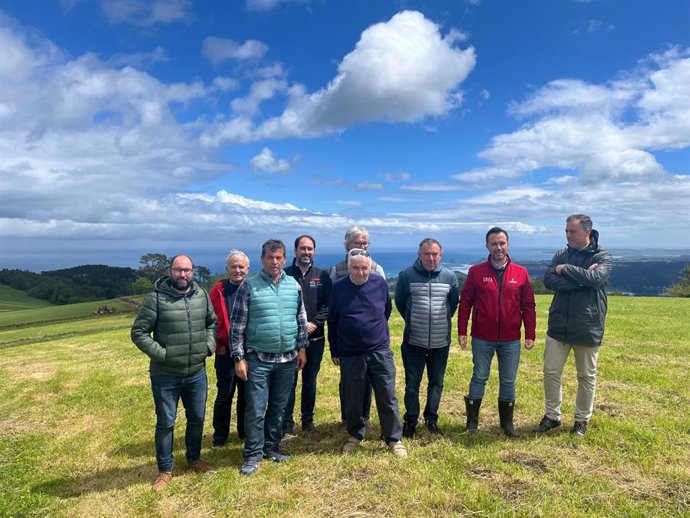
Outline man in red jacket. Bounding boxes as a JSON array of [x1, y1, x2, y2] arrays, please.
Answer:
[[458, 227, 536, 437], [209, 250, 250, 447]]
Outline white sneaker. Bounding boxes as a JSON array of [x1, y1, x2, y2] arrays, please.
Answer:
[[342, 436, 361, 454], [388, 440, 407, 459]]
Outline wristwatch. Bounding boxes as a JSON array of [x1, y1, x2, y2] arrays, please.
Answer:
[[233, 355, 244, 363]]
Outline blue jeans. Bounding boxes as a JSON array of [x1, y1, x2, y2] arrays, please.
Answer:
[[150, 369, 208, 473], [401, 342, 449, 424], [212, 353, 246, 443], [284, 338, 325, 424], [339, 349, 403, 442], [243, 352, 296, 463], [468, 338, 521, 401]]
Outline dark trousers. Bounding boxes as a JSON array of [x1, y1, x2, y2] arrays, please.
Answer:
[[212, 353, 246, 443], [284, 338, 325, 424], [401, 342, 449, 425], [339, 349, 402, 442], [339, 376, 372, 421]]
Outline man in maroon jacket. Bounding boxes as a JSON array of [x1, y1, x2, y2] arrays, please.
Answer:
[[458, 227, 536, 437], [209, 250, 250, 447]]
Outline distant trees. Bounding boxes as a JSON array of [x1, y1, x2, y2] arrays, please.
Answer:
[[138, 253, 169, 282], [665, 264, 690, 297]]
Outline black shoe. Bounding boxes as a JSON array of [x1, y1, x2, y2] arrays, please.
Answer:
[[571, 420, 587, 437], [425, 422, 441, 435], [212, 438, 226, 448], [263, 449, 291, 462], [301, 419, 316, 433], [282, 421, 295, 440], [402, 420, 417, 438], [533, 415, 561, 433]]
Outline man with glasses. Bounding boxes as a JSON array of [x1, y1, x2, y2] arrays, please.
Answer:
[[230, 239, 309, 475], [131, 254, 218, 492], [329, 226, 384, 428], [328, 249, 407, 458]]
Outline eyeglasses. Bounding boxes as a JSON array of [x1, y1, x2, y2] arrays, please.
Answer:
[[171, 267, 194, 274], [351, 241, 369, 247], [347, 249, 370, 257]]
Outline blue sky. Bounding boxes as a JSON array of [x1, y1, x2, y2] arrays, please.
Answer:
[[1, 0, 689, 270]]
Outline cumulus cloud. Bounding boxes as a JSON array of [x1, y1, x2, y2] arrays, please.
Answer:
[[573, 19, 615, 36], [202, 37, 269, 66], [249, 147, 292, 173], [101, 0, 192, 26], [250, 10, 476, 139]]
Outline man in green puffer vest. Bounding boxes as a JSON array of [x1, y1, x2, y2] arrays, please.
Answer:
[[131, 254, 217, 492], [230, 239, 309, 476]]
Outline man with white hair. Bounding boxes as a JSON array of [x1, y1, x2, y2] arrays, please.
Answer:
[[209, 250, 250, 447], [328, 249, 406, 458], [329, 226, 385, 427]]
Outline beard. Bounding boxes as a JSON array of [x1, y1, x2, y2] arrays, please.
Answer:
[[171, 277, 191, 291]]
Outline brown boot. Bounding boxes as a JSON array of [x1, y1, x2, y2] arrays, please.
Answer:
[[187, 459, 218, 473], [151, 471, 172, 492]]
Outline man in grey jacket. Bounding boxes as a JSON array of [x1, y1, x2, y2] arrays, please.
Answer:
[[533, 215, 613, 437], [395, 238, 459, 437], [131, 254, 218, 492]]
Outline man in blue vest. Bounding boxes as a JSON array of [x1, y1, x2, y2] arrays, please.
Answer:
[[230, 239, 309, 475]]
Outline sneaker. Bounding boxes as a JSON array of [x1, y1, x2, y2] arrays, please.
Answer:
[[402, 421, 416, 438], [532, 415, 561, 434], [301, 419, 316, 433], [426, 422, 441, 435], [388, 440, 408, 459], [263, 449, 291, 462], [239, 461, 259, 476], [342, 436, 361, 454], [151, 471, 172, 493], [571, 420, 587, 437], [187, 459, 218, 474]]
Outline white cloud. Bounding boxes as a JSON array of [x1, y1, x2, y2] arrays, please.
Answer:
[[231, 78, 288, 116], [379, 171, 411, 182], [107, 46, 168, 69], [356, 181, 384, 190], [202, 37, 268, 66], [101, 0, 192, 26], [246, 0, 281, 12], [252, 10, 476, 139], [249, 147, 292, 173], [573, 19, 615, 36]]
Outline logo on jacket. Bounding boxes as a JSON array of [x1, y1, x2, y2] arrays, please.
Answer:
[[508, 278, 518, 284], [482, 277, 493, 283]]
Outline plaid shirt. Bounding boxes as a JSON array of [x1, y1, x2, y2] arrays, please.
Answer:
[[230, 272, 309, 364]]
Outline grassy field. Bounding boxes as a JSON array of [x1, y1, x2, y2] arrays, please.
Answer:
[[0, 295, 689, 517], [0, 284, 54, 312]]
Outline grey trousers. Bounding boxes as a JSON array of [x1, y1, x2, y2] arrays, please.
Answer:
[[339, 349, 403, 442]]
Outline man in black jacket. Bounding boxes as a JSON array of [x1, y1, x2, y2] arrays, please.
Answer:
[[533, 215, 613, 437], [282, 235, 332, 435]]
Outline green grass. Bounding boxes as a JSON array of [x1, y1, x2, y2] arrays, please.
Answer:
[[0, 295, 689, 517], [0, 283, 54, 312]]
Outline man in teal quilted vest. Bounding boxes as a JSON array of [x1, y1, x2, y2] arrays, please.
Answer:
[[230, 239, 309, 476]]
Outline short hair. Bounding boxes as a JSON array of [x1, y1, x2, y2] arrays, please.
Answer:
[[169, 254, 194, 269], [566, 214, 593, 232], [261, 239, 286, 258], [294, 234, 316, 249], [418, 238, 442, 251], [225, 250, 250, 269], [485, 227, 509, 243], [346, 248, 371, 267], [343, 226, 369, 249]]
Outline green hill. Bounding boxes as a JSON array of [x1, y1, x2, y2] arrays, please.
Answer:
[[0, 283, 55, 312]]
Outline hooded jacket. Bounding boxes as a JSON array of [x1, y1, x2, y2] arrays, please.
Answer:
[[544, 229, 612, 347], [131, 276, 217, 376], [394, 259, 459, 349], [458, 256, 536, 342]]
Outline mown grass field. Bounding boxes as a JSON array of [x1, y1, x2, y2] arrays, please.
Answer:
[[0, 295, 688, 517]]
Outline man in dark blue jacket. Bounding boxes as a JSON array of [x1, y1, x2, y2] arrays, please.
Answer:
[[533, 214, 612, 437], [282, 235, 332, 435], [328, 249, 407, 458], [395, 238, 459, 438]]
